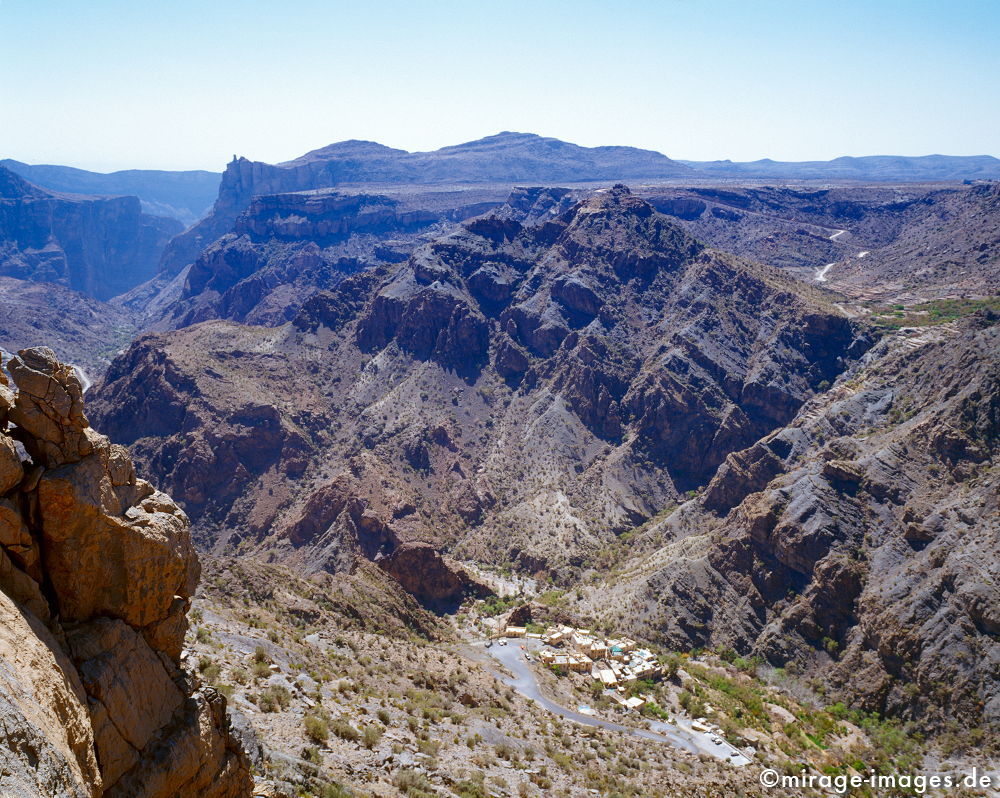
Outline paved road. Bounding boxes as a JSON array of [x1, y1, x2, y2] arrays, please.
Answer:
[[481, 640, 750, 766]]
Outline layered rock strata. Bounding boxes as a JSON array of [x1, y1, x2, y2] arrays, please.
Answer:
[[90, 187, 872, 582], [0, 165, 181, 300]]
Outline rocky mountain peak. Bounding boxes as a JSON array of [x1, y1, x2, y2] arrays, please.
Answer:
[[280, 139, 408, 166], [0, 164, 46, 199], [553, 186, 704, 283]]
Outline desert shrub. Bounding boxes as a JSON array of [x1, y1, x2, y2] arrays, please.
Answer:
[[454, 774, 489, 798], [252, 661, 271, 679], [393, 768, 434, 797], [258, 685, 290, 712], [304, 714, 329, 744], [416, 738, 440, 757], [331, 718, 360, 742], [362, 724, 382, 749]]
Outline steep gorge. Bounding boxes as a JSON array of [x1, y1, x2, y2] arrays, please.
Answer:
[[89, 187, 872, 589], [586, 312, 1000, 730], [0, 165, 181, 301]]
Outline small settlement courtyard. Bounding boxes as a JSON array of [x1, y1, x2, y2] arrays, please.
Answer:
[[505, 624, 663, 711], [475, 617, 754, 765], [465, 600, 882, 774]]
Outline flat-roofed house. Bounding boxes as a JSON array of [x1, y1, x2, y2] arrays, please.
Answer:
[[568, 654, 593, 673], [589, 641, 608, 659]]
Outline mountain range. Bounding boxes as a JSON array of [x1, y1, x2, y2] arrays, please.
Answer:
[[682, 153, 1000, 182], [0, 130, 998, 798], [6, 133, 997, 236], [0, 159, 220, 226], [87, 184, 999, 744]]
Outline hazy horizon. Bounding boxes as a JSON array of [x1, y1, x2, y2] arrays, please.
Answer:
[[4, 130, 1000, 176], [2, 0, 998, 172]]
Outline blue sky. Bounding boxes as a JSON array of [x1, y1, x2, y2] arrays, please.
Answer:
[[1, 0, 997, 171]]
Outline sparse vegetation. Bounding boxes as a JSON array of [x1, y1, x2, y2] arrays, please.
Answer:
[[870, 295, 1000, 328]]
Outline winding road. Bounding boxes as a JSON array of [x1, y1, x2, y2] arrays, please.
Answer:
[[815, 262, 836, 282], [479, 639, 750, 766], [816, 228, 849, 281]]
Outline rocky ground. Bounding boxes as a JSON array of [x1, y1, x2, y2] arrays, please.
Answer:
[[0, 276, 138, 375], [186, 556, 914, 798]]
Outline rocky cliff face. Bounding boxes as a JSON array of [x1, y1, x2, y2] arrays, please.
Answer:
[[0, 166, 182, 301], [0, 347, 251, 797], [587, 312, 999, 730], [0, 160, 220, 227], [89, 187, 871, 589], [155, 189, 500, 330], [155, 132, 692, 278]]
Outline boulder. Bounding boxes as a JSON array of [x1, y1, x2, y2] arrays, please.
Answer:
[[7, 347, 92, 467], [0, 432, 24, 493], [37, 445, 198, 643], [821, 459, 865, 486], [0, 349, 252, 797]]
